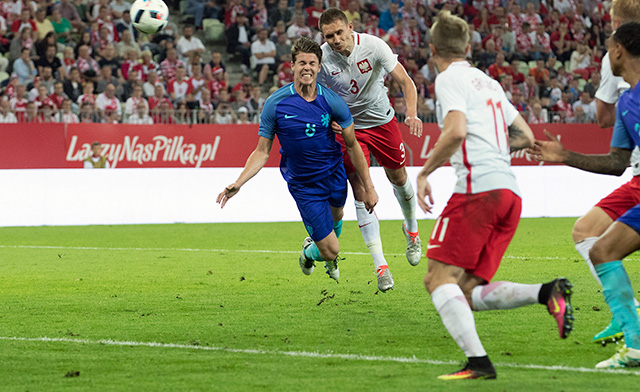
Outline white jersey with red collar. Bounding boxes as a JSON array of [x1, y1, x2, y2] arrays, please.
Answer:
[[435, 61, 520, 196], [596, 52, 640, 176], [318, 32, 397, 129]]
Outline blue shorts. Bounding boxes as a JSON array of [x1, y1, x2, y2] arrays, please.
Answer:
[[618, 202, 640, 235], [288, 165, 348, 242]]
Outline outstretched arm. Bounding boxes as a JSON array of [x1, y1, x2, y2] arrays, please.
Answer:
[[526, 130, 631, 176], [390, 63, 423, 137], [341, 122, 378, 212], [217, 136, 274, 208]]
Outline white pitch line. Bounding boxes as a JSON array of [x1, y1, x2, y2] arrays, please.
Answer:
[[1, 336, 639, 376], [1, 244, 628, 261]]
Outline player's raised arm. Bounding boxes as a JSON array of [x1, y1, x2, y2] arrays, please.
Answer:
[[341, 122, 378, 212], [217, 136, 274, 208], [389, 63, 423, 138]]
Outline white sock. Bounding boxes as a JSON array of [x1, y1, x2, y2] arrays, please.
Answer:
[[392, 180, 419, 233], [576, 237, 640, 307], [431, 283, 487, 358], [575, 237, 601, 285], [471, 281, 542, 311], [355, 200, 387, 269]]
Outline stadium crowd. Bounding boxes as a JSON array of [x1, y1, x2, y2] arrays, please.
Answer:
[[0, 0, 613, 124]]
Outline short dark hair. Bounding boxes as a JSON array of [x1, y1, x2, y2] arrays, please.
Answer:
[[319, 7, 348, 31], [612, 22, 640, 58], [291, 36, 322, 64]]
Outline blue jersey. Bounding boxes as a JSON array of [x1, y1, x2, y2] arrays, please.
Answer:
[[611, 80, 640, 150], [259, 83, 353, 184]]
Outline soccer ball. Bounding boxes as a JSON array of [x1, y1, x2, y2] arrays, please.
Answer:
[[130, 0, 169, 35]]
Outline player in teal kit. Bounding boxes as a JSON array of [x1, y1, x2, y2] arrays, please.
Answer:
[[217, 37, 377, 280], [587, 22, 640, 368]]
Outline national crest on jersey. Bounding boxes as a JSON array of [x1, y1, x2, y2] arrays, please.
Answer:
[[318, 33, 398, 129]]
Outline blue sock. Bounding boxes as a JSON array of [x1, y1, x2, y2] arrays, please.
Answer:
[[595, 261, 640, 349], [304, 242, 324, 261], [333, 220, 343, 238]]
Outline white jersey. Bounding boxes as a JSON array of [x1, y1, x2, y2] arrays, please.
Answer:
[[318, 33, 397, 129], [596, 52, 640, 176], [435, 61, 520, 196]]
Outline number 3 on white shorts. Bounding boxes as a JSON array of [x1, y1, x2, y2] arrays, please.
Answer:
[[430, 216, 450, 243]]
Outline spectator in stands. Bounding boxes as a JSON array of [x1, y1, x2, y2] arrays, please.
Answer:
[[56, 0, 84, 31], [515, 21, 534, 61], [50, 9, 73, 45], [9, 27, 36, 65], [37, 45, 63, 81], [98, 44, 121, 78], [168, 65, 189, 105], [226, 11, 253, 74], [160, 47, 184, 83], [121, 49, 139, 81], [22, 101, 41, 123], [63, 67, 83, 103], [275, 31, 292, 66], [34, 8, 53, 40], [528, 101, 548, 124], [548, 76, 562, 105], [529, 59, 549, 85], [49, 82, 67, 109], [34, 84, 56, 119], [153, 99, 176, 124], [79, 102, 100, 123], [187, 63, 206, 101], [501, 73, 515, 100], [10, 84, 28, 121], [251, 27, 276, 87], [176, 25, 205, 62], [185, 0, 219, 30], [207, 66, 226, 99], [76, 44, 100, 81], [213, 101, 236, 124], [487, 52, 508, 81], [128, 101, 154, 124], [96, 83, 122, 121], [77, 81, 96, 106], [143, 70, 164, 97], [276, 61, 293, 87], [572, 90, 596, 123], [249, 0, 268, 29], [115, 10, 136, 41], [149, 84, 169, 111], [550, 22, 572, 63], [287, 12, 311, 38], [116, 29, 140, 58], [569, 42, 593, 78], [556, 64, 572, 88], [0, 98, 18, 123], [235, 105, 251, 124], [306, 0, 324, 29], [39, 66, 56, 94], [268, 0, 293, 28], [124, 85, 148, 116], [378, 1, 401, 32], [95, 65, 122, 94], [522, 73, 539, 101], [476, 38, 497, 70], [11, 8, 37, 37], [531, 23, 552, 61], [13, 47, 37, 85], [551, 89, 574, 122], [54, 99, 79, 123], [508, 59, 525, 84], [510, 88, 527, 113], [111, 0, 130, 24]]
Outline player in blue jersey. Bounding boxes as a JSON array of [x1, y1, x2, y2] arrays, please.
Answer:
[[217, 37, 378, 281], [587, 22, 640, 368]]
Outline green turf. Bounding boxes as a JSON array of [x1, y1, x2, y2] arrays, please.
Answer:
[[0, 219, 639, 391]]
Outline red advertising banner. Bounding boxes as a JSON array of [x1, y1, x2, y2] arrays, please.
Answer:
[[0, 123, 614, 169]]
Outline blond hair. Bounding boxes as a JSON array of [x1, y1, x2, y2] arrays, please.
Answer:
[[612, 0, 640, 24], [430, 10, 469, 59]]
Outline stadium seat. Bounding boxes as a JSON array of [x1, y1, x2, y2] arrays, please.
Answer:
[[203, 19, 224, 42], [0, 71, 9, 84], [553, 60, 563, 70], [179, 0, 187, 14], [528, 60, 537, 69], [578, 78, 587, 90], [518, 62, 529, 75]]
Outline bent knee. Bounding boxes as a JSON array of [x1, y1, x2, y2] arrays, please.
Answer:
[[589, 240, 610, 265], [572, 217, 594, 243]]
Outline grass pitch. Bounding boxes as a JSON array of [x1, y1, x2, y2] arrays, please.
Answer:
[[1, 219, 639, 391]]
